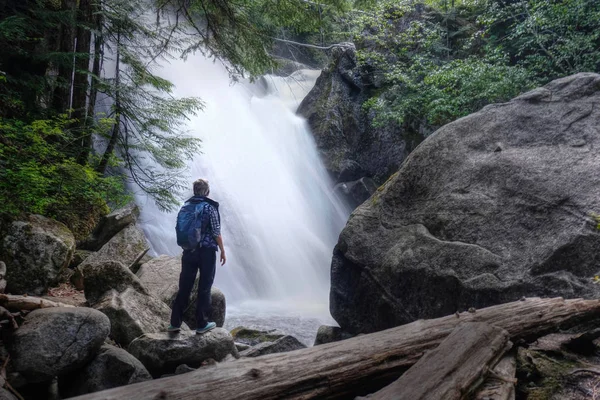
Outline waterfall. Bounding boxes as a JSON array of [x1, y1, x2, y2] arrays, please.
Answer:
[[134, 53, 350, 333]]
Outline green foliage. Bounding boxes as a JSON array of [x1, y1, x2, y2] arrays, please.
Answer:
[[352, 1, 536, 133], [484, 0, 600, 80], [95, 0, 205, 211], [0, 116, 130, 238]]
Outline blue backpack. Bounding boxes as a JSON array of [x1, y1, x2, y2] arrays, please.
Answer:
[[175, 201, 207, 250]]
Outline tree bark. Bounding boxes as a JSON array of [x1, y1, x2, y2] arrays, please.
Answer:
[[97, 30, 121, 175], [0, 294, 75, 311], [71, 0, 93, 122], [474, 354, 517, 400], [76, 1, 103, 165], [52, 0, 78, 113], [73, 297, 600, 400], [362, 322, 510, 400]]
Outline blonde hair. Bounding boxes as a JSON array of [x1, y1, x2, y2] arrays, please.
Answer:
[[193, 179, 210, 196]]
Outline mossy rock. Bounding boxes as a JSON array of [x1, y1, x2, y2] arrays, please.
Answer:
[[1, 214, 75, 295], [230, 327, 285, 347]]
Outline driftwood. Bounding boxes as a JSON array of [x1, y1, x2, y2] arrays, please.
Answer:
[[363, 322, 510, 400], [128, 247, 150, 271], [474, 354, 517, 400], [0, 294, 75, 311], [74, 297, 600, 400]]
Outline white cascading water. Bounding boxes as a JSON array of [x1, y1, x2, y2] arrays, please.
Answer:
[[134, 53, 350, 343]]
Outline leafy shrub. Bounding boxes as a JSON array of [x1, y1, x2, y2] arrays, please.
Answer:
[[0, 116, 130, 239]]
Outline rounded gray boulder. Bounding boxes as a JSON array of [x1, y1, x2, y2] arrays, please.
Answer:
[[128, 328, 237, 377], [59, 344, 152, 397], [332, 73, 600, 334], [83, 260, 148, 305], [1, 215, 75, 295], [10, 307, 110, 383]]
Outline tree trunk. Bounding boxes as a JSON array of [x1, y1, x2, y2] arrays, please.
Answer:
[[0, 294, 75, 311], [73, 297, 600, 400], [362, 322, 510, 400], [52, 0, 78, 113], [71, 0, 93, 122], [76, 1, 103, 165], [97, 30, 120, 175], [474, 354, 517, 400]]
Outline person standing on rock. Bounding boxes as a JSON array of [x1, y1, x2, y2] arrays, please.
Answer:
[[168, 178, 226, 334]]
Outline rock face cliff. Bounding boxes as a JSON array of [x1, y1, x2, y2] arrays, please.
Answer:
[[298, 48, 413, 186], [330, 73, 600, 334]]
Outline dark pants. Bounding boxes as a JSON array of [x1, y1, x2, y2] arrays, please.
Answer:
[[170, 247, 216, 329]]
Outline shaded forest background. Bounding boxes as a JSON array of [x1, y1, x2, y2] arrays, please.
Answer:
[[0, 0, 598, 238]]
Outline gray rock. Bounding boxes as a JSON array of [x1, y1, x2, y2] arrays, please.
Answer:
[[59, 344, 152, 397], [298, 48, 412, 184], [137, 255, 226, 327], [69, 249, 93, 269], [10, 307, 110, 383], [128, 329, 237, 377], [1, 215, 75, 295], [93, 287, 174, 346], [79, 224, 149, 271], [174, 364, 196, 375], [314, 325, 354, 346], [334, 177, 378, 209], [235, 342, 251, 352], [331, 73, 600, 334], [230, 327, 284, 347], [79, 203, 140, 251], [239, 335, 306, 358], [83, 260, 148, 305], [182, 287, 226, 329], [136, 255, 181, 303]]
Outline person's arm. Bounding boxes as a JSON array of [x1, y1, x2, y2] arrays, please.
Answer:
[[209, 206, 226, 265], [216, 235, 226, 265]]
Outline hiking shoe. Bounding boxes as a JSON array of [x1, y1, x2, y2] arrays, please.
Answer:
[[196, 322, 216, 334], [167, 325, 181, 332]]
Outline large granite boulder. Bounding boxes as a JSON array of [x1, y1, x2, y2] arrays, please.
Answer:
[[0, 215, 75, 295], [79, 223, 149, 271], [93, 287, 174, 346], [79, 203, 140, 251], [137, 255, 226, 327], [10, 307, 109, 383], [332, 73, 600, 334], [83, 260, 148, 304], [128, 329, 237, 377], [59, 344, 152, 397]]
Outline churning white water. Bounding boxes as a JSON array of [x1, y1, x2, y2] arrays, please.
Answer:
[[134, 53, 349, 337]]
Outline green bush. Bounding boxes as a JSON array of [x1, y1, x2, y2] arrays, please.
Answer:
[[0, 116, 130, 239]]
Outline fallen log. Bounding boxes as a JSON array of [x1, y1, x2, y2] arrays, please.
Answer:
[[74, 297, 600, 400], [363, 322, 510, 400], [473, 354, 517, 400], [0, 294, 75, 311]]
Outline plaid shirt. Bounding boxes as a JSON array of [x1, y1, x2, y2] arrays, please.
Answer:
[[199, 202, 220, 250]]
